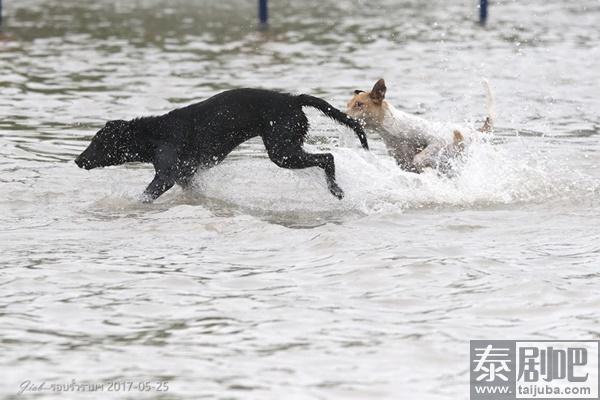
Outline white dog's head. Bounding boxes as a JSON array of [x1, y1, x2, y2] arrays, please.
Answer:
[[346, 79, 388, 129]]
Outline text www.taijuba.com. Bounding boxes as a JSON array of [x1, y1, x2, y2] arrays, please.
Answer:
[[474, 385, 512, 394]]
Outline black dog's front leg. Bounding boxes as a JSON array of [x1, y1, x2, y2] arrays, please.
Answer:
[[141, 173, 176, 203], [141, 145, 178, 203]]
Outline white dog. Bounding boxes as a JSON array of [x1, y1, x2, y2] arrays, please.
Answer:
[[346, 79, 495, 174]]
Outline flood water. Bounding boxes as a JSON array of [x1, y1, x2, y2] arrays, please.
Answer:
[[1, 0, 599, 399]]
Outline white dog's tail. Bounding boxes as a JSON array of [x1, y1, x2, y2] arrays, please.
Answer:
[[479, 79, 496, 132]]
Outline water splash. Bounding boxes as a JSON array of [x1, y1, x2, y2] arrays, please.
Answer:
[[189, 139, 597, 216]]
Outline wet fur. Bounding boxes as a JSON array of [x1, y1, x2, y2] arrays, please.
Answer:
[[75, 88, 369, 202], [346, 79, 494, 174]]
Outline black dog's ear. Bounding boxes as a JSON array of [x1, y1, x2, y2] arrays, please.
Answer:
[[369, 79, 387, 104], [354, 90, 365, 95]]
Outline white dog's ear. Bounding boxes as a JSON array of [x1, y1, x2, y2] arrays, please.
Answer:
[[370, 79, 387, 104]]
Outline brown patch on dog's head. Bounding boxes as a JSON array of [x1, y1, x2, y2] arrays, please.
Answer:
[[346, 79, 388, 129]]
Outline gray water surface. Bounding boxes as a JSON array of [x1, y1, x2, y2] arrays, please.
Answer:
[[1, 0, 599, 399]]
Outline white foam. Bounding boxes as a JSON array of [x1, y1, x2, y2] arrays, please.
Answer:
[[190, 139, 596, 215]]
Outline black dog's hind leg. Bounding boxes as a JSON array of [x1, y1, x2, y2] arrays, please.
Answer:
[[274, 149, 343, 199], [263, 127, 344, 200], [141, 146, 178, 203], [315, 152, 344, 200]]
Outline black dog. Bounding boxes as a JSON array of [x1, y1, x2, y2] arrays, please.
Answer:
[[75, 89, 369, 202]]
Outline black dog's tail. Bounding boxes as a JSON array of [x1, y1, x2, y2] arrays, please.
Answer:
[[297, 94, 369, 150]]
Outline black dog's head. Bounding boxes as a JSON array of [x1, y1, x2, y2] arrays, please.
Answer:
[[75, 120, 134, 169]]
